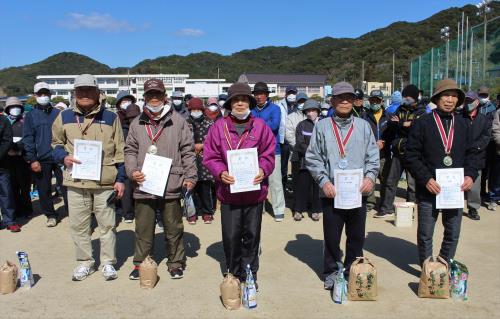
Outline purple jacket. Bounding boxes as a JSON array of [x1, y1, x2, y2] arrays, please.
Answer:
[[203, 116, 275, 205]]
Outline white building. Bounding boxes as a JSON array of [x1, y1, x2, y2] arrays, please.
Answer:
[[35, 74, 231, 101]]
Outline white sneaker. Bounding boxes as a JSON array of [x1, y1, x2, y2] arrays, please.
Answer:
[[46, 218, 57, 227], [102, 264, 118, 281], [274, 215, 284, 222], [72, 265, 95, 281]]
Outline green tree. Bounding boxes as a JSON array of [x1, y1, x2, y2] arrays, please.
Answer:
[[51, 96, 69, 105], [106, 97, 117, 107], [25, 95, 37, 106]]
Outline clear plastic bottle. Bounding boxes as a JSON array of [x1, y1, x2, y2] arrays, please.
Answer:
[[244, 264, 257, 309]]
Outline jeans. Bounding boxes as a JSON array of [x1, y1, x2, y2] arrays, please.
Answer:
[[0, 170, 16, 226]]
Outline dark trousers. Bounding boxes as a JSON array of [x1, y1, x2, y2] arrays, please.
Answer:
[[280, 143, 290, 188], [380, 155, 416, 213], [0, 170, 16, 226], [322, 198, 366, 277], [417, 201, 462, 266], [221, 202, 263, 281], [120, 178, 135, 219], [294, 169, 321, 214], [488, 154, 500, 201], [33, 163, 67, 218], [134, 198, 185, 269], [193, 180, 215, 215], [8, 158, 33, 217], [367, 157, 390, 209]]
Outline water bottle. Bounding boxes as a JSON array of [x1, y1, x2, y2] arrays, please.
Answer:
[[244, 264, 257, 309]]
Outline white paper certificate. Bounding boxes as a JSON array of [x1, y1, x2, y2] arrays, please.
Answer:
[[72, 139, 102, 181], [139, 154, 173, 197], [436, 168, 464, 209], [334, 169, 363, 209], [227, 148, 260, 194]]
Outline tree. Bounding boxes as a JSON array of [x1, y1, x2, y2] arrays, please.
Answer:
[[25, 95, 37, 106], [106, 97, 117, 107], [51, 96, 69, 105]]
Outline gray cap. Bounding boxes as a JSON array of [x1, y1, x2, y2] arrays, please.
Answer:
[[296, 92, 308, 102], [369, 89, 384, 99], [74, 74, 98, 88], [321, 102, 331, 109], [332, 81, 355, 96], [172, 91, 184, 98], [6, 97, 22, 107], [302, 99, 321, 112], [34, 82, 50, 93]]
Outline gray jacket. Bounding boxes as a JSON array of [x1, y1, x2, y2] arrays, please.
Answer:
[[277, 98, 289, 144], [285, 110, 306, 149], [493, 108, 500, 155], [305, 115, 379, 196]]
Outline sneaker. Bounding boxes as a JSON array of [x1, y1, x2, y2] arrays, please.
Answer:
[[123, 217, 134, 224], [46, 217, 57, 227], [156, 220, 164, 230], [293, 212, 303, 221], [366, 204, 375, 212], [129, 265, 140, 280], [202, 214, 213, 224], [102, 264, 118, 281], [311, 213, 321, 221], [169, 268, 184, 279], [7, 224, 21, 232], [374, 211, 394, 218], [72, 265, 95, 281], [274, 215, 284, 222], [187, 215, 197, 225], [487, 202, 497, 211], [468, 208, 480, 221]]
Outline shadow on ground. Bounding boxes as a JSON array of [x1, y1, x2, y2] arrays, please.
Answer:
[[284, 234, 324, 280]]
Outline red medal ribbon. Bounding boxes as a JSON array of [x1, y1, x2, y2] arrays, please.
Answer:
[[223, 122, 249, 150], [432, 111, 454, 155], [145, 123, 165, 144], [76, 115, 95, 136], [330, 118, 354, 158]]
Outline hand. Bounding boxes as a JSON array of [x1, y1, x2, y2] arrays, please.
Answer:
[[114, 182, 125, 199], [183, 180, 195, 191], [322, 181, 336, 198], [253, 168, 265, 185], [220, 171, 235, 185], [64, 155, 81, 169], [390, 115, 399, 122], [132, 170, 146, 185], [30, 161, 42, 173], [376, 140, 385, 150], [7, 149, 17, 156], [461, 176, 474, 192], [194, 144, 203, 154], [426, 178, 441, 194], [403, 121, 412, 127], [359, 177, 374, 194]]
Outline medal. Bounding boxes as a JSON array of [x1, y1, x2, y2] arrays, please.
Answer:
[[147, 145, 158, 154], [443, 155, 453, 167], [433, 111, 455, 168], [145, 122, 165, 154], [330, 118, 354, 170]]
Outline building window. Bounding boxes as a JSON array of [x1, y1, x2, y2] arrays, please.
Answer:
[[98, 78, 106, 84], [174, 87, 185, 93], [173, 77, 183, 84], [45, 80, 55, 84], [106, 90, 118, 95], [308, 86, 320, 94]]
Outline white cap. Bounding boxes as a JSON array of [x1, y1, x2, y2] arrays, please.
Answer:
[[34, 82, 50, 93]]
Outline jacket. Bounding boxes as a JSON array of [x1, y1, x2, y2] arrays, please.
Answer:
[[117, 103, 141, 140], [294, 118, 315, 169], [285, 110, 306, 160], [23, 104, 60, 163], [203, 116, 276, 205], [389, 104, 427, 156], [186, 114, 214, 182], [0, 115, 13, 170], [251, 100, 281, 155], [305, 115, 380, 197], [277, 98, 291, 144], [405, 110, 478, 202], [461, 109, 492, 169], [173, 103, 189, 119], [493, 109, 500, 155], [124, 108, 197, 199], [52, 104, 126, 189], [8, 115, 25, 157], [362, 109, 394, 159]]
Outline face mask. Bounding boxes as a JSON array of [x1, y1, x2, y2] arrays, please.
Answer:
[[172, 99, 182, 106], [321, 110, 329, 117], [208, 105, 219, 112], [418, 95, 422, 101], [36, 96, 51, 106], [218, 100, 225, 107], [297, 103, 304, 110], [479, 98, 489, 104], [120, 101, 131, 110], [145, 103, 164, 113], [370, 104, 382, 112], [232, 109, 251, 120], [306, 111, 318, 122], [467, 102, 477, 112], [190, 110, 203, 118], [286, 94, 296, 103], [9, 107, 22, 117], [401, 97, 415, 106]]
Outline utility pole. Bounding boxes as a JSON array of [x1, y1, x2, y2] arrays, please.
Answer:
[[392, 50, 395, 94], [217, 67, 220, 95], [441, 26, 450, 78], [361, 60, 365, 88]]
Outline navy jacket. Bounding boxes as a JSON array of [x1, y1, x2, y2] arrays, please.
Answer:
[[0, 115, 13, 170], [23, 104, 60, 163], [251, 100, 281, 155], [362, 109, 394, 159]]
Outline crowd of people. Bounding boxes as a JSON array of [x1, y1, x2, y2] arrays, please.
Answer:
[[0, 73, 499, 289]]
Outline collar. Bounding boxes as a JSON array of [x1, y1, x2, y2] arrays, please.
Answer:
[[225, 115, 254, 133], [74, 103, 102, 117], [332, 114, 354, 127], [256, 100, 270, 111], [435, 108, 453, 119], [139, 106, 173, 125]]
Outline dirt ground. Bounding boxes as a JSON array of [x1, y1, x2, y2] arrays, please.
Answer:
[[1, 188, 499, 319]]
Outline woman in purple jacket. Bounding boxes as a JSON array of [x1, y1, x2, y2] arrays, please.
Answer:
[[203, 82, 275, 286]]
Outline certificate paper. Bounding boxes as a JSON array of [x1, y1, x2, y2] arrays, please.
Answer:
[[227, 148, 260, 194], [72, 139, 102, 181], [334, 169, 363, 209], [436, 168, 464, 209], [139, 154, 172, 197]]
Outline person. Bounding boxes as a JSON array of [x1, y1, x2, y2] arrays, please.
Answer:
[[0, 109, 18, 232], [352, 88, 366, 118], [186, 97, 215, 225], [205, 97, 223, 122], [306, 81, 379, 287], [124, 78, 196, 280], [52, 74, 126, 281], [293, 99, 322, 221], [184, 94, 193, 108], [115, 91, 141, 223], [320, 102, 331, 119], [203, 82, 275, 287], [386, 90, 402, 114], [378, 84, 426, 218], [251, 82, 285, 221], [5, 97, 33, 224], [461, 91, 492, 221], [23, 82, 67, 227], [277, 86, 298, 190], [405, 79, 476, 266], [363, 90, 393, 214], [488, 107, 500, 208], [218, 94, 228, 116], [171, 91, 189, 118]]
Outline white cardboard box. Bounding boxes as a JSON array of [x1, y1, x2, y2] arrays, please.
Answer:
[[394, 202, 415, 227]]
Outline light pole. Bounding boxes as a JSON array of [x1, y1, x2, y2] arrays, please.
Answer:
[[476, 0, 493, 81], [440, 26, 450, 78]]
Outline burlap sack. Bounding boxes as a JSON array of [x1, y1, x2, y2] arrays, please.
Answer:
[[348, 257, 377, 301], [418, 256, 450, 299], [0, 261, 18, 294], [220, 273, 241, 310], [139, 256, 158, 289]]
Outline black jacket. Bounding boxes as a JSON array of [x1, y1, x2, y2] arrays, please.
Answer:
[[389, 104, 427, 156], [0, 115, 13, 170], [362, 109, 394, 158], [405, 109, 478, 201], [9, 115, 25, 155], [461, 109, 492, 169], [294, 118, 315, 169]]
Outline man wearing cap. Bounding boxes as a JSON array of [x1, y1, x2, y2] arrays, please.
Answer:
[[278, 86, 298, 189], [125, 78, 197, 280], [306, 81, 379, 287], [251, 82, 285, 221], [171, 91, 189, 119], [52, 74, 126, 281], [23, 82, 67, 227], [459, 91, 492, 221], [405, 79, 477, 266], [352, 89, 366, 118]]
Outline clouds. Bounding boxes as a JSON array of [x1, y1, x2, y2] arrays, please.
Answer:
[[175, 28, 205, 37], [59, 13, 136, 32]]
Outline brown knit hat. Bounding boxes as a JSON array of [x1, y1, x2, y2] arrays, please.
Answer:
[[187, 97, 204, 110], [431, 79, 465, 107], [223, 82, 257, 110]]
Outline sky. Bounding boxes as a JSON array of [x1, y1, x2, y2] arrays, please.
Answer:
[[0, 0, 475, 69]]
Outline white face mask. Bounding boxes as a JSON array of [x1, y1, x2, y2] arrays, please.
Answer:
[[321, 110, 329, 117], [208, 105, 219, 112], [297, 103, 305, 110], [190, 110, 203, 118], [232, 109, 251, 120], [286, 94, 296, 103], [172, 99, 182, 106], [218, 100, 226, 107], [480, 98, 489, 104], [36, 96, 51, 106], [9, 107, 22, 117], [145, 103, 164, 113], [120, 101, 131, 109]]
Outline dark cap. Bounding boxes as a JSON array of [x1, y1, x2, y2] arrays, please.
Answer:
[[144, 78, 165, 94], [402, 84, 419, 101], [285, 85, 298, 94], [369, 90, 384, 100], [223, 82, 257, 110], [354, 89, 364, 100], [252, 82, 270, 94]]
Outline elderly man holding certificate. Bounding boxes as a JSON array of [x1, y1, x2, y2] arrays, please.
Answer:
[[305, 82, 379, 289], [405, 79, 477, 267], [203, 82, 275, 287], [124, 78, 197, 281]]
